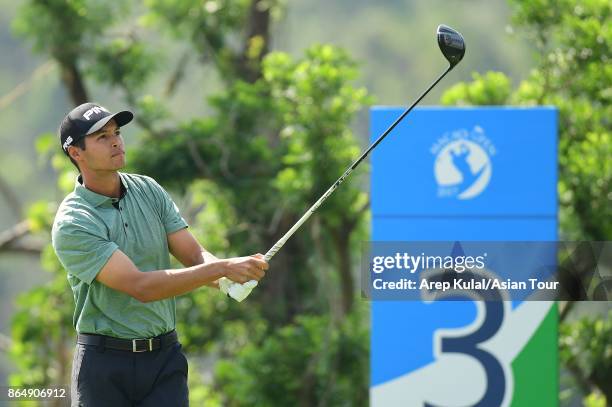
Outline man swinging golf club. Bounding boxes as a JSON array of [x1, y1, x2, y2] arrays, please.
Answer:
[[52, 102, 268, 406]]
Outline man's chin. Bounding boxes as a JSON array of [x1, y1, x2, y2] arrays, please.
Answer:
[[111, 157, 126, 169]]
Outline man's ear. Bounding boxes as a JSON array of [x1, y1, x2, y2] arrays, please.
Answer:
[[68, 145, 82, 162]]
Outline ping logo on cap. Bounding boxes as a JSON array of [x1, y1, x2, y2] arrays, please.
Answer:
[[83, 105, 109, 120], [62, 136, 74, 151]]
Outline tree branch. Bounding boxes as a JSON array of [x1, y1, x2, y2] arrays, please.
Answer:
[[57, 58, 89, 105], [559, 300, 575, 322], [0, 60, 55, 112], [564, 354, 597, 398], [0, 221, 30, 245], [164, 52, 190, 97], [0, 221, 44, 255], [186, 137, 211, 178], [346, 197, 369, 231]]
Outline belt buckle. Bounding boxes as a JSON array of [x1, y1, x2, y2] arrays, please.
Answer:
[[132, 338, 153, 352]]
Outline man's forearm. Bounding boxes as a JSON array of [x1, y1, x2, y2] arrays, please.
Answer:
[[136, 260, 227, 302], [200, 250, 220, 289]]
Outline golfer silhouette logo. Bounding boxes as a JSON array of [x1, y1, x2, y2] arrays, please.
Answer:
[[432, 126, 495, 200]]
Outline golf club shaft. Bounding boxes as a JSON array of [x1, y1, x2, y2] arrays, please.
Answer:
[[264, 64, 454, 262]]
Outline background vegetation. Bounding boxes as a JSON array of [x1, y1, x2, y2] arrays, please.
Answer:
[[0, 0, 609, 406]]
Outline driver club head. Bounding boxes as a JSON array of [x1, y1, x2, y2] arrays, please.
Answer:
[[437, 24, 465, 68]]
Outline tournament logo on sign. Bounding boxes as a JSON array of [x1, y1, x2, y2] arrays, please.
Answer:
[[431, 126, 496, 200]]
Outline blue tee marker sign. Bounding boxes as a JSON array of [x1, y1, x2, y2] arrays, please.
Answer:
[[369, 107, 558, 407]]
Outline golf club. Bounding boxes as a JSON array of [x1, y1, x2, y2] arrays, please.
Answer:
[[221, 24, 466, 301]]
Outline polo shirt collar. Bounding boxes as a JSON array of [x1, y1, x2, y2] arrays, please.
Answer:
[[74, 172, 129, 208]]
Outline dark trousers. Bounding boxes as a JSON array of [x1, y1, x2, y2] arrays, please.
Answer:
[[71, 338, 188, 406]]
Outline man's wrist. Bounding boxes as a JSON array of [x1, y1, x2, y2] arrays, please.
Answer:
[[211, 259, 229, 279]]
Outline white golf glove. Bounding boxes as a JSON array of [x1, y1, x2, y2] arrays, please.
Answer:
[[219, 277, 258, 302]]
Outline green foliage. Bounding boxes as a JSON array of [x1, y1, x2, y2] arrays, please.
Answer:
[[87, 38, 158, 91], [559, 311, 612, 382], [143, 0, 283, 80], [12, 0, 129, 64], [583, 391, 607, 407], [9, 128, 77, 391], [559, 311, 612, 403], [9, 197, 74, 391], [9, 274, 73, 386], [25, 201, 56, 233], [175, 285, 267, 352], [215, 307, 369, 407], [441, 72, 512, 106], [187, 358, 223, 406], [265, 45, 371, 221], [509, 0, 611, 240]]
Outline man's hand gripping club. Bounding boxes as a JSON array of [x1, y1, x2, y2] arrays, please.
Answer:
[[219, 254, 268, 301]]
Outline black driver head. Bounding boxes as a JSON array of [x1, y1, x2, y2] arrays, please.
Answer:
[[437, 25, 465, 68]]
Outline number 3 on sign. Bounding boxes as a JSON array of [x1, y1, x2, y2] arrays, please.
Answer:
[[422, 270, 511, 407]]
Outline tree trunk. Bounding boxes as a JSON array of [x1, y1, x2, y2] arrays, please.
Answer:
[[237, 0, 271, 83], [58, 59, 89, 105], [259, 213, 309, 325], [332, 223, 354, 316]]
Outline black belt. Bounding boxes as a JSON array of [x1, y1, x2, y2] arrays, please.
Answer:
[[77, 330, 178, 353]]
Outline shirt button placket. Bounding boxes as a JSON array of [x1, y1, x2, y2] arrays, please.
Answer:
[[115, 202, 128, 236]]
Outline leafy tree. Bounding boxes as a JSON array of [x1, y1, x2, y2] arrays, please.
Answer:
[[7, 151, 76, 407], [215, 306, 369, 407], [559, 310, 612, 404], [440, 71, 512, 106]]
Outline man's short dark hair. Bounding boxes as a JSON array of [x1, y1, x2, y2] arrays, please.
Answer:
[[68, 137, 87, 171]]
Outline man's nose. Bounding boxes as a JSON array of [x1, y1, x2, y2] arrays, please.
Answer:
[[111, 134, 121, 147]]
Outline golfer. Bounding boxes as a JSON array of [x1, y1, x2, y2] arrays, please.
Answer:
[[51, 102, 268, 406]]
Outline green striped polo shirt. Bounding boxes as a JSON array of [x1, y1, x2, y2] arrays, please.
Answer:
[[51, 172, 188, 339]]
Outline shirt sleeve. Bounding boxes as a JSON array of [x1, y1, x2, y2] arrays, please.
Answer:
[[147, 177, 188, 234], [52, 215, 119, 285]]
